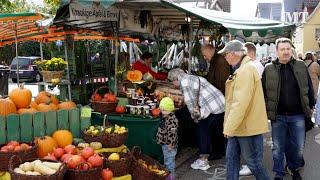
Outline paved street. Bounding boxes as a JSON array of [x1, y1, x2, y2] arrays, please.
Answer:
[[176, 127, 320, 180]]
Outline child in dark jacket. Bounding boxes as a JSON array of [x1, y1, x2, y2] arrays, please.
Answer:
[[156, 97, 178, 180]]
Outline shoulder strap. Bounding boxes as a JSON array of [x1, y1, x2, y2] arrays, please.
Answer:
[[307, 61, 314, 68], [195, 77, 200, 106]]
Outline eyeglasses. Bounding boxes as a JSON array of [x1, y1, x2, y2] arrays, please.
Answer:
[[223, 52, 230, 58]]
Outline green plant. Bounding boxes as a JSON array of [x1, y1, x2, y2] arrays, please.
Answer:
[[35, 57, 67, 71]]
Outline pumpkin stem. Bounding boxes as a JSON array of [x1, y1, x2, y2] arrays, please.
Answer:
[[19, 83, 25, 89]]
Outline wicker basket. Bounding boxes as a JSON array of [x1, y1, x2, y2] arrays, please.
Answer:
[[64, 165, 103, 180], [131, 146, 169, 180], [9, 156, 67, 180], [0, 142, 38, 171], [90, 100, 118, 114], [40, 71, 64, 82], [90, 86, 118, 114], [102, 151, 132, 177], [83, 131, 128, 148]]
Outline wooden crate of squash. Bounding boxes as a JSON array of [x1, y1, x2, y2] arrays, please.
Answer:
[[0, 86, 90, 144]]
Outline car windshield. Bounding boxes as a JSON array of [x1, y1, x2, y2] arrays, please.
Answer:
[[11, 58, 32, 66]]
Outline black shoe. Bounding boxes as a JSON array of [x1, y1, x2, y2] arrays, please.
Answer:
[[208, 153, 223, 161], [274, 178, 283, 180], [291, 170, 302, 180]]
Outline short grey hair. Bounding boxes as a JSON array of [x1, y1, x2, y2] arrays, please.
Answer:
[[168, 68, 186, 82], [233, 51, 246, 57]]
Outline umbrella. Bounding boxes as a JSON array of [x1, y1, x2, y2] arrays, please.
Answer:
[[0, 12, 51, 85]]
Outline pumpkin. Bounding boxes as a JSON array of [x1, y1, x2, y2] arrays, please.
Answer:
[[52, 130, 73, 148], [30, 101, 38, 109], [58, 101, 76, 110], [0, 98, 16, 116], [37, 103, 57, 112], [51, 95, 60, 105], [17, 108, 37, 114], [9, 84, 32, 109], [34, 136, 58, 158], [151, 108, 161, 117], [35, 91, 51, 104], [127, 70, 143, 82], [104, 94, 117, 102], [91, 93, 102, 101], [115, 106, 125, 114]]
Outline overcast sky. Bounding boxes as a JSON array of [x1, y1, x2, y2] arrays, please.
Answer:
[[27, 0, 283, 17]]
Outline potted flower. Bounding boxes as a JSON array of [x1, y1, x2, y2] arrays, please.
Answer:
[[35, 57, 67, 82]]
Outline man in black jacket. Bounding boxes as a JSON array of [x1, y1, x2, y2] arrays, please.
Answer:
[[262, 38, 314, 180]]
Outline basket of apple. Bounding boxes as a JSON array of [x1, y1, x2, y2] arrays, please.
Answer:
[[0, 141, 37, 171]]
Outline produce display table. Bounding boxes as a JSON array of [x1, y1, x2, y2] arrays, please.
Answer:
[[91, 113, 163, 162]]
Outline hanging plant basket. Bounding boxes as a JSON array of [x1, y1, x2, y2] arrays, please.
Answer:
[[40, 71, 64, 82]]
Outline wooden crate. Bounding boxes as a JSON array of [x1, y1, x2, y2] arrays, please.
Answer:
[[0, 107, 91, 144]]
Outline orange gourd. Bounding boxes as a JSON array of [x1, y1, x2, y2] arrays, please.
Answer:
[[37, 103, 57, 112], [51, 95, 60, 105], [17, 108, 37, 114], [127, 70, 143, 82], [104, 94, 117, 102], [58, 101, 76, 110], [9, 84, 32, 109], [35, 91, 51, 104], [0, 98, 16, 116], [115, 106, 125, 114], [52, 130, 73, 148], [34, 136, 58, 158], [30, 101, 38, 109]]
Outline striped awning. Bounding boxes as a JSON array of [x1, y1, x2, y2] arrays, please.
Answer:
[[0, 12, 52, 45]]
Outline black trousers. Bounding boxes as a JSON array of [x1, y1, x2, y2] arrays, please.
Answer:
[[210, 113, 226, 155]]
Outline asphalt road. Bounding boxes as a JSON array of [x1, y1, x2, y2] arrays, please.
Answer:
[[176, 127, 320, 180]]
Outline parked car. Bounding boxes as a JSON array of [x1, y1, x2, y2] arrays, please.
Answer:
[[9, 56, 42, 82]]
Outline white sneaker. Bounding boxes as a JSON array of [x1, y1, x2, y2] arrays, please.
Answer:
[[190, 159, 210, 171], [239, 165, 252, 176]]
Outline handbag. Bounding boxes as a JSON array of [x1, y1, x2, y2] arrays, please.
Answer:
[[192, 77, 201, 122]]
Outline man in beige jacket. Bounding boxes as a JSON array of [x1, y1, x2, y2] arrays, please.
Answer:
[[218, 40, 269, 180]]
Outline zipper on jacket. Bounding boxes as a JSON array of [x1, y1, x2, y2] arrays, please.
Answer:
[[284, 64, 289, 116]]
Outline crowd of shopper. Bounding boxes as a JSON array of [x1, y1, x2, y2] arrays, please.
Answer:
[[156, 37, 319, 180]]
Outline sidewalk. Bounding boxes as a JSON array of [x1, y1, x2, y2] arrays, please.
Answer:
[[176, 127, 320, 180]]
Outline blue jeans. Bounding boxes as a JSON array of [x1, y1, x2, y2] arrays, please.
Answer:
[[226, 135, 269, 180], [162, 145, 177, 179], [271, 114, 305, 178], [196, 113, 224, 155]]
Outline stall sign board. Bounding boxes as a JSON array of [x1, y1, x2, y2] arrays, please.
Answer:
[[69, 2, 119, 21]]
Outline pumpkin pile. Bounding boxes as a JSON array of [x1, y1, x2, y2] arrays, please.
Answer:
[[34, 91, 76, 112], [1, 86, 77, 116], [91, 92, 117, 103], [34, 130, 73, 158]]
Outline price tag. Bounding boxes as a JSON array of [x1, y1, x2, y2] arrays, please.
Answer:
[[81, 106, 92, 118]]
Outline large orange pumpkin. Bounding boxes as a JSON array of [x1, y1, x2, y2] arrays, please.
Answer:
[[52, 130, 73, 148], [34, 136, 58, 158], [0, 98, 16, 116], [58, 101, 77, 110], [35, 91, 51, 104], [127, 70, 143, 82], [18, 108, 38, 114], [37, 103, 57, 112], [9, 84, 32, 109]]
